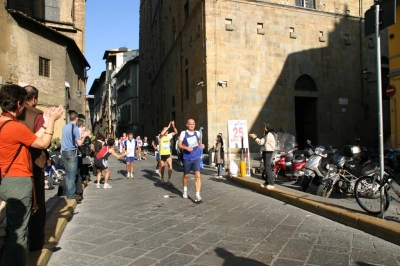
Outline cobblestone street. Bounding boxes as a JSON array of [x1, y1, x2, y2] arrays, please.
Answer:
[[47, 155, 400, 266]]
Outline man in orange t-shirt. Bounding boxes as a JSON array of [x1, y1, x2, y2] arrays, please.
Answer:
[[0, 84, 63, 266]]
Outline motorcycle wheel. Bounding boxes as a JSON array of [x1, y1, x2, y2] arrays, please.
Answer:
[[44, 176, 54, 190], [354, 176, 389, 215], [51, 169, 65, 185], [317, 180, 334, 198], [299, 176, 311, 192]]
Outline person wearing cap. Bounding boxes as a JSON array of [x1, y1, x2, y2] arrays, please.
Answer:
[[249, 122, 276, 189], [61, 110, 91, 201]]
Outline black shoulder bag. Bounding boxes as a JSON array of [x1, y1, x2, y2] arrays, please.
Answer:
[[0, 120, 23, 185]]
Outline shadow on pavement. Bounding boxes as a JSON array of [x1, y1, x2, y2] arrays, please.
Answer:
[[140, 169, 183, 199], [214, 247, 267, 266]]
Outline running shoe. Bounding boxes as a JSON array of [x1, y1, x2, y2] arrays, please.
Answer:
[[103, 183, 112, 189], [195, 195, 203, 203], [182, 191, 188, 199]]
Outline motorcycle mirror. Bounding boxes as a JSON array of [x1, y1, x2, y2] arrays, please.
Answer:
[[307, 140, 311, 144]]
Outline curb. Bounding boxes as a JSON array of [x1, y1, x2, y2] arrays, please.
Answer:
[[26, 178, 89, 265], [26, 198, 77, 266], [227, 175, 400, 246]]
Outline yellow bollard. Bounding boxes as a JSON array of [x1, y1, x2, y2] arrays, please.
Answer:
[[240, 161, 246, 177]]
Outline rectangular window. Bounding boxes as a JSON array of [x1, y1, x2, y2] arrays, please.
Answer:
[[39, 57, 51, 77], [295, 0, 315, 9], [184, 0, 189, 20], [185, 69, 189, 99], [45, 0, 60, 21]]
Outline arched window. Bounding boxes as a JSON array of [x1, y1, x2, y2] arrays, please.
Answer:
[[294, 75, 317, 91]]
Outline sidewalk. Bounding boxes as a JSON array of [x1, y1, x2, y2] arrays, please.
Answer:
[[203, 155, 400, 246], [27, 153, 400, 265]]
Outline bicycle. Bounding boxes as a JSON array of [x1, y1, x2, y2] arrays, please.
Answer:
[[354, 167, 400, 215]]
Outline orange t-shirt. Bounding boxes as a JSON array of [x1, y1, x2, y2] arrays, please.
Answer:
[[0, 120, 37, 178]]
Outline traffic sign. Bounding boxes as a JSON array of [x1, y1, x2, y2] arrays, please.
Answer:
[[365, 0, 396, 37], [386, 85, 396, 97]]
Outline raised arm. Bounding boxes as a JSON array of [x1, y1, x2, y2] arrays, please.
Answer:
[[170, 120, 178, 136]]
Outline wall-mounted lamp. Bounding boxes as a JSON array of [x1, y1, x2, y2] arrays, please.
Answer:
[[217, 81, 228, 87], [363, 68, 376, 84], [76, 88, 82, 98]]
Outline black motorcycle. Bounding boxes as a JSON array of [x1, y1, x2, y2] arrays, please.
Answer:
[[317, 145, 378, 198]]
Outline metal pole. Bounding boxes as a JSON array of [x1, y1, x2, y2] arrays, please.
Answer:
[[374, 4, 385, 218]]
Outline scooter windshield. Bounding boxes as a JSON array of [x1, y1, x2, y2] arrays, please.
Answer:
[[275, 133, 296, 152]]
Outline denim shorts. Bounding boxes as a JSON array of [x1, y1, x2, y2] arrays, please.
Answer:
[[183, 158, 201, 174]]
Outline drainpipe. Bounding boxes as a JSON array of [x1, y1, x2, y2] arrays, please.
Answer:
[[360, 0, 365, 106]]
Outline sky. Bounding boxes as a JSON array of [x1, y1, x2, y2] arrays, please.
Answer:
[[85, 0, 140, 94]]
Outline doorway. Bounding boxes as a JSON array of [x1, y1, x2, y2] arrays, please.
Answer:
[[295, 97, 317, 149]]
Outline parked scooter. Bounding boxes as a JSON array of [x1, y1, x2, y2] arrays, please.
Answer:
[[384, 147, 400, 171], [316, 145, 379, 198], [44, 152, 65, 188], [299, 141, 335, 192], [271, 133, 309, 181]]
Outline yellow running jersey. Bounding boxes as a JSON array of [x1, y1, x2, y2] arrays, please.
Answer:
[[159, 135, 172, 155]]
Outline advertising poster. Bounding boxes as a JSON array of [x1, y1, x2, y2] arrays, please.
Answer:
[[227, 120, 249, 149]]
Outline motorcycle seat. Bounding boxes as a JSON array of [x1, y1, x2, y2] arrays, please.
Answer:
[[361, 164, 377, 176], [292, 157, 305, 163]]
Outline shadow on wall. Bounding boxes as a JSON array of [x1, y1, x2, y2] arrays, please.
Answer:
[[247, 4, 389, 150]]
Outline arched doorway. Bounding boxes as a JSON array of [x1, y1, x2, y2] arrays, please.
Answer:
[[294, 75, 317, 148]]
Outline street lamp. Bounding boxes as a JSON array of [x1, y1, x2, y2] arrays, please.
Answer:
[[363, 68, 377, 84]]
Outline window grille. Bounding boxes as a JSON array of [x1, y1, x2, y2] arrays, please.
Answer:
[[39, 57, 51, 77], [294, 75, 317, 91], [295, 0, 315, 9]]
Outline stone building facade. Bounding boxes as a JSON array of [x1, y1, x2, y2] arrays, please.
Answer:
[[139, 0, 388, 153], [388, 3, 400, 148], [114, 56, 140, 138], [0, 0, 89, 137]]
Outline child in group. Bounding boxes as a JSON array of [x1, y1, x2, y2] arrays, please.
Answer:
[[142, 136, 149, 160], [136, 136, 143, 160], [94, 138, 127, 189], [114, 137, 119, 152]]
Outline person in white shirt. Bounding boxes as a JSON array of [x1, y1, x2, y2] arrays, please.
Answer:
[[123, 133, 137, 178], [136, 136, 143, 160], [114, 138, 119, 152], [142, 136, 149, 160]]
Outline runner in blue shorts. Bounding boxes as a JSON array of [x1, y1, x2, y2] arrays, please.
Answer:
[[123, 133, 137, 178], [178, 119, 205, 203]]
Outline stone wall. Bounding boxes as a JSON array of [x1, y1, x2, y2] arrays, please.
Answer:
[[139, 0, 388, 151]]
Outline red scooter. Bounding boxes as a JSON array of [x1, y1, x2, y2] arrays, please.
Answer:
[[271, 133, 310, 181]]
